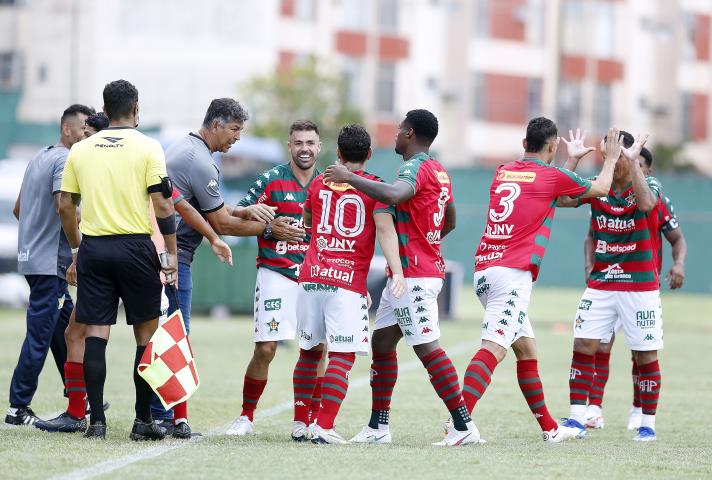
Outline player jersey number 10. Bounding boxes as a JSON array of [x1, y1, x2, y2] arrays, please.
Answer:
[[489, 182, 521, 223], [317, 191, 366, 237]]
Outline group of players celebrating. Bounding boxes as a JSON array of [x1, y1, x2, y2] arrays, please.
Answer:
[[18, 92, 684, 445]]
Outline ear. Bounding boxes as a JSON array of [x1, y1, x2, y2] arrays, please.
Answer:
[[366, 147, 372, 160], [336, 147, 343, 161], [212, 119, 221, 131], [522, 138, 527, 150]]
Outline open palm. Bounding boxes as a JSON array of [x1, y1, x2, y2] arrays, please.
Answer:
[[561, 128, 595, 160]]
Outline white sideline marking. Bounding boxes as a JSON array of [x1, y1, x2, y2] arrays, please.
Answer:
[[51, 342, 473, 480]]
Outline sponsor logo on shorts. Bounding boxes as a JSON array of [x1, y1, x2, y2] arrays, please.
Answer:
[[418, 316, 430, 324], [518, 311, 525, 324], [302, 283, 339, 292], [421, 327, 432, 334], [415, 306, 426, 314], [361, 304, 367, 310], [363, 325, 369, 332], [362, 315, 368, 321], [595, 215, 635, 232], [636, 310, 655, 329], [309, 265, 354, 284], [329, 334, 354, 344], [601, 263, 632, 280], [575, 316, 584, 329], [395, 307, 412, 327], [639, 380, 658, 392], [643, 333, 655, 341], [496, 170, 537, 183], [498, 319, 508, 326], [264, 298, 282, 311], [595, 240, 637, 254], [578, 299, 592, 311], [300, 331, 312, 341], [266, 318, 280, 333], [404, 329, 413, 336], [414, 296, 424, 302], [506, 299, 516, 307], [509, 290, 519, 297], [362, 336, 369, 343], [476, 276, 490, 297], [502, 309, 512, 317], [412, 285, 423, 293], [495, 328, 505, 336]]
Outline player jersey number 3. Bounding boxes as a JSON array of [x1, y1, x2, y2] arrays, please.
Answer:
[[489, 182, 521, 223], [317, 190, 365, 237]]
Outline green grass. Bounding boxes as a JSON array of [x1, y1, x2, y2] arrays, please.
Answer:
[[0, 288, 711, 479]]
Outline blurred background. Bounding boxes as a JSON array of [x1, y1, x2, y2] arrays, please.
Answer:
[[0, 0, 710, 312]]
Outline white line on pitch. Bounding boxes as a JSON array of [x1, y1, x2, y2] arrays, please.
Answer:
[[50, 342, 474, 480]]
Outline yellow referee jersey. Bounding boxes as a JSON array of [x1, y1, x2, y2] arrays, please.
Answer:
[[61, 127, 167, 236]]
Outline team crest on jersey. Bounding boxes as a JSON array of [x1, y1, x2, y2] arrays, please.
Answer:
[[625, 193, 637, 206], [496, 171, 536, 183]]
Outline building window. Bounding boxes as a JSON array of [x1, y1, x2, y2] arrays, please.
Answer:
[[471, 72, 486, 119], [557, 80, 582, 132], [375, 63, 396, 113], [294, 0, 316, 21], [562, 0, 614, 56], [683, 13, 711, 61], [340, 0, 368, 29], [473, 0, 489, 37], [528, 77, 543, 118], [0, 52, 19, 89], [593, 84, 612, 133], [343, 57, 363, 106], [378, 0, 399, 31]]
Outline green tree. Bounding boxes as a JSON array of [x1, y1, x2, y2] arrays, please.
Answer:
[[242, 58, 363, 168]]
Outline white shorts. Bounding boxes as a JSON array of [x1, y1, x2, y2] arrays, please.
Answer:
[[374, 277, 443, 347], [296, 283, 370, 355], [253, 267, 299, 342], [574, 288, 663, 351], [474, 267, 535, 349], [600, 317, 623, 344]]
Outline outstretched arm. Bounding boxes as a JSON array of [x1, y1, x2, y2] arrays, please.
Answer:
[[323, 163, 415, 205], [175, 200, 233, 265]]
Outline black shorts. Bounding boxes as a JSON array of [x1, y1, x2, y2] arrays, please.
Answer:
[[75, 234, 162, 326]]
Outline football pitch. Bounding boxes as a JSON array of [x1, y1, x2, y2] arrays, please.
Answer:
[[0, 288, 710, 479]]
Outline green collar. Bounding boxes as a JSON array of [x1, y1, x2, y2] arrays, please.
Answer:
[[521, 156, 547, 166], [407, 152, 430, 162]]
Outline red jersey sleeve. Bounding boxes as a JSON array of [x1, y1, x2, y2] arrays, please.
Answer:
[[553, 167, 592, 198], [171, 186, 184, 206]]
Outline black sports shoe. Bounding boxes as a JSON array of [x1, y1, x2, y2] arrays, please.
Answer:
[[155, 418, 174, 436], [85, 400, 111, 416], [35, 412, 87, 433], [130, 419, 166, 441], [172, 421, 191, 439], [84, 421, 107, 439], [5, 406, 39, 426]]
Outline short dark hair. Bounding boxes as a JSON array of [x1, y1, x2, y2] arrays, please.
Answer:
[[202, 98, 249, 128], [103, 79, 138, 120], [85, 112, 109, 132], [403, 109, 438, 143], [640, 146, 653, 168], [525, 117, 557, 153], [603, 130, 634, 149], [289, 119, 319, 136], [338, 124, 371, 163], [61, 104, 95, 125]]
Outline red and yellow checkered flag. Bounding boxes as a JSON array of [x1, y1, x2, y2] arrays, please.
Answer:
[[137, 309, 200, 409]]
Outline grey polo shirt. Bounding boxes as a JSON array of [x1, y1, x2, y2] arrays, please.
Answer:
[[166, 133, 224, 264], [17, 144, 72, 279]]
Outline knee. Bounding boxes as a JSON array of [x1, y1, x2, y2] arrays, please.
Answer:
[[254, 342, 277, 363], [573, 338, 598, 355], [64, 323, 84, 345], [634, 350, 657, 365]]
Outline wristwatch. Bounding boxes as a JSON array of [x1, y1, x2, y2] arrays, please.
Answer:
[[262, 222, 273, 240]]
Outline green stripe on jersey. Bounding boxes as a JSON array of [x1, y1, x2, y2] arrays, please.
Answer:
[[590, 270, 656, 283], [258, 247, 305, 263], [398, 233, 409, 246], [594, 229, 651, 243], [594, 249, 653, 263], [395, 209, 411, 223]]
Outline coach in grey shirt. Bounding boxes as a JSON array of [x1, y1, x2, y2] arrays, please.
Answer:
[[155, 98, 304, 431], [5, 104, 93, 426]]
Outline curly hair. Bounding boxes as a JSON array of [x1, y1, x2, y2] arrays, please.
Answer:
[[404, 109, 438, 143], [338, 124, 371, 162]]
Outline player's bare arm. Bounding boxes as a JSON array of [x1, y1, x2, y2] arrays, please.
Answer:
[[323, 163, 415, 205], [150, 191, 178, 284], [583, 227, 594, 281], [561, 128, 595, 171], [621, 134, 655, 212], [13, 192, 20, 219], [374, 212, 405, 299], [664, 228, 687, 289], [205, 205, 304, 243], [232, 204, 277, 223], [441, 203, 456, 238], [175, 199, 233, 265], [58, 191, 82, 286]]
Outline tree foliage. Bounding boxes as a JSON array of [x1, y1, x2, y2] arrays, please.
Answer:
[[242, 58, 363, 168]]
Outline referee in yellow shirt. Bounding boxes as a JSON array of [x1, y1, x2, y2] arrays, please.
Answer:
[[58, 79, 177, 441]]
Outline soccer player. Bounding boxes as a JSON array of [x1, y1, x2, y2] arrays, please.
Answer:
[[462, 120, 621, 443], [84, 112, 109, 137], [161, 99, 304, 436], [324, 109, 477, 446], [558, 130, 665, 442], [582, 146, 687, 431], [294, 123, 405, 444], [225, 120, 324, 437], [58, 79, 177, 440], [5, 104, 93, 426]]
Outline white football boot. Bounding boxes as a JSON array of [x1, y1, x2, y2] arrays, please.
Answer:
[[225, 416, 254, 436], [350, 425, 392, 444], [311, 424, 347, 444], [627, 407, 643, 430], [432, 421, 480, 446], [543, 424, 582, 443], [291, 421, 312, 442], [585, 405, 605, 429]]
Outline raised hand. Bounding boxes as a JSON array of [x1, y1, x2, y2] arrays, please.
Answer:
[[601, 127, 623, 162], [561, 128, 595, 160], [323, 163, 351, 184], [621, 133, 650, 163]]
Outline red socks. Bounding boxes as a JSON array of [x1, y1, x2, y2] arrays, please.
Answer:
[[293, 349, 321, 424], [637, 360, 661, 416], [316, 352, 355, 429], [371, 351, 398, 412], [462, 348, 498, 413], [421, 348, 466, 411], [517, 359, 557, 432], [569, 352, 595, 406], [589, 351, 611, 407], [309, 377, 323, 423], [173, 401, 188, 424], [240, 376, 267, 421], [64, 361, 86, 419], [632, 360, 641, 408]]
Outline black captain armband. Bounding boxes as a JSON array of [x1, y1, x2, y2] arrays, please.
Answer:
[[147, 176, 173, 199], [156, 215, 176, 235]]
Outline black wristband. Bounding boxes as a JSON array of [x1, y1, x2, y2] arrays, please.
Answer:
[[156, 215, 176, 235], [262, 222, 273, 240]]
